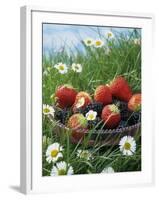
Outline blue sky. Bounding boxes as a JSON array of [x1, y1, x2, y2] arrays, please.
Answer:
[[43, 24, 140, 55]]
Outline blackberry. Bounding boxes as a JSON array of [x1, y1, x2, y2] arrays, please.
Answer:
[[117, 120, 127, 129], [113, 99, 131, 120], [87, 117, 103, 130], [128, 112, 141, 126], [55, 108, 72, 125], [73, 107, 84, 114], [83, 102, 103, 116]]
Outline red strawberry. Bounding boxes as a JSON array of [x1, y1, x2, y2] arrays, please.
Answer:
[[68, 113, 88, 143], [109, 76, 132, 102], [101, 104, 121, 129], [128, 93, 141, 111], [55, 85, 77, 108], [94, 85, 112, 105], [73, 91, 92, 112]]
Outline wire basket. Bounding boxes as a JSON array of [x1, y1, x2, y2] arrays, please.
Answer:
[[52, 119, 141, 146]]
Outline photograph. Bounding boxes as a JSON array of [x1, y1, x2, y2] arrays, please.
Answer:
[[42, 23, 141, 176]]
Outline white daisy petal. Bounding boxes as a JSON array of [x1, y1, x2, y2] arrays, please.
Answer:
[[56, 161, 66, 170], [102, 167, 115, 173], [50, 166, 58, 176], [56, 152, 63, 159], [119, 135, 127, 145], [53, 63, 68, 74], [60, 146, 64, 151], [46, 142, 64, 163], [71, 63, 82, 73], [77, 149, 92, 160], [43, 104, 55, 117], [50, 161, 74, 176], [119, 136, 136, 156], [46, 156, 52, 163], [94, 39, 104, 48], [67, 166, 74, 175], [106, 31, 114, 39], [84, 38, 94, 46], [53, 142, 60, 149], [85, 110, 97, 121]]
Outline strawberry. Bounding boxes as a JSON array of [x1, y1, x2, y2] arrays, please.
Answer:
[[68, 113, 88, 129], [55, 85, 77, 108], [94, 85, 112, 105], [73, 91, 92, 112], [68, 113, 88, 142], [109, 76, 132, 102], [101, 104, 121, 129], [128, 93, 141, 111]]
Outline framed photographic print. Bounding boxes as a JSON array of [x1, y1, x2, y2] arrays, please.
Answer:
[[20, 6, 154, 194]]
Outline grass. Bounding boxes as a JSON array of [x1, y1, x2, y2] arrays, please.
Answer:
[[42, 28, 141, 176]]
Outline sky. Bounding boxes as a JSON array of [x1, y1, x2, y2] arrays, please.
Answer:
[[42, 24, 141, 56]]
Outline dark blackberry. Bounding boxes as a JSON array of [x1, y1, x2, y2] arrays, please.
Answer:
[[55, 108, 71, 125], [113, 99, 131, 120], [73, 107, 84, 114], [127, 112, 141, 126], [117, 120, 128, 129], [87, 117, 103, 130], [83, 102, 103, 116]]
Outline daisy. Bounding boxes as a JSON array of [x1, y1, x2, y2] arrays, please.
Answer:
[[106, 31, 114, 39], [133, 38, 141, 45], [46, 142, 64, 163], [102, 166, 115, 173], [54, 62, 68, 74], [71, 63, 82, 73], [119, 136, 136, 156], [43, 104, 55, 117], [50, 161, 74, 176], [84, 38, 94, 46], [94, 39, 104, 48], [86, 110, 97, 121], [77, 149, 92, 160]]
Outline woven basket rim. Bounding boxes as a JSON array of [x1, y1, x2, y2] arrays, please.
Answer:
[[52, 119, 141, 134]]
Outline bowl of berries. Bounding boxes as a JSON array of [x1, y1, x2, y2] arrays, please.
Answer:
[[52, 76, 141, 145]]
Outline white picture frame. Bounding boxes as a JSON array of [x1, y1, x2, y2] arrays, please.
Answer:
[[20, 6, 154, 194]]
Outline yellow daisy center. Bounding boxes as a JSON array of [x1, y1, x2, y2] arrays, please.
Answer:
[[75, 65, 79, 70], [43, 108, 50, 113], [108, 33, 112, 37], [58, 169, 66, 175], [89, 114, 94, 120], [96, 41, 101, 46], [124, 142, 131, 150], [51, 149, 59, 157], [59, 65, 64, 70], [87, 40, 92, 44], [81, 151, 89, 158]]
